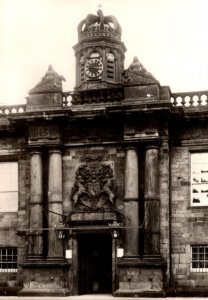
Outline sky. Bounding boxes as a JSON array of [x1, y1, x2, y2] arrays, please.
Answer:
[[1, 0, 208, 105]]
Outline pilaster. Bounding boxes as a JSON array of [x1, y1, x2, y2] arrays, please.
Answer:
[[28, 150, 44, 258], [144, 145, 160, 256], [123, 146, 139, 257], [47, 149, 64, 259]]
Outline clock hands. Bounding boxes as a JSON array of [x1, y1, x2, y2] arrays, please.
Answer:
[[84, 58, 103, 77], [90, 66, 100, 69]]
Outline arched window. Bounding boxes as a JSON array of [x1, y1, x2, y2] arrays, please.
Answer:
[[90, 52, 100, 58], [106, 52, 115, 80]]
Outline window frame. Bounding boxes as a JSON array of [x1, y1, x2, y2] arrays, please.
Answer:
[[106, 52, 115, 81], [0, 247, 17, 273], [0, 161, 18, 212], [191, 245, 208, 272]]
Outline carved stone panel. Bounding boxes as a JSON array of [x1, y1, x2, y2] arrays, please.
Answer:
[[71, 163, 116, 211], [28, 124, 61, 146], [124, 116, 159, 141]]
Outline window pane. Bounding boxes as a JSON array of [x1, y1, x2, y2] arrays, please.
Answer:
[[0, 162, 18, 212], [0, 192, 18, 212], [192, 262, 199, 268], [0, 162, 18, 191]]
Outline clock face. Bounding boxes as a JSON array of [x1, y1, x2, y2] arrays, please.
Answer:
[[85, 58, 103, 78]]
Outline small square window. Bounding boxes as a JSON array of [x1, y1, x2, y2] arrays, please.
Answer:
[[191, 245, 208, 272], [0, 247, 17, 272]]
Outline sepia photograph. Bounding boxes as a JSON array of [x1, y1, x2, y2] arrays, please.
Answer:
[[1, 0, 208, 298]]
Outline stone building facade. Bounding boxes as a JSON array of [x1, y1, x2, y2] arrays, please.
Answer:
[[1, 8, 208, 297]]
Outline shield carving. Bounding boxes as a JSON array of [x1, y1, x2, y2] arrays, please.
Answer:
[[72, 163, 116, 211], [87, 182, 101, 198]]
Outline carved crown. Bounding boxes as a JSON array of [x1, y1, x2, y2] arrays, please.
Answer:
[[77, 9, 122, 42]]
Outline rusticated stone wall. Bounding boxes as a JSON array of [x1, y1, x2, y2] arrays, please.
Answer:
[[159, 142, 170, 285], [0, 134, 29, 287], [171, 145, 208, 289]]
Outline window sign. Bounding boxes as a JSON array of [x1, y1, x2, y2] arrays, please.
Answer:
[[65, 249, 72, 259], [191, 153, 208, 206]]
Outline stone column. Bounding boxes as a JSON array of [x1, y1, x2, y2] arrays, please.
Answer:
[[47, 149, 64, 259], [124, 147, 139, 257], [29, 150, 43, 257], [144, 145, 160, 256]]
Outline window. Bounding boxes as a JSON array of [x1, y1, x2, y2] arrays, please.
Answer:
[[90, 52, 100, 58], [0, 247, 17, 272], [106, 52, 115, 80], [0, 162, 18, 212], [191, 153, 208, 206], [80, 55, 85, 83], [191, 245, 208, 272]]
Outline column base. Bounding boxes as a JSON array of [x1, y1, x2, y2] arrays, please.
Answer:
[[18, 287, 71, 297], [19, 259, 71, 297], [116, 256, 166, 297], [46, 256, 66, 261], [114, 289, 166, 297], [142, 254, 166, 262]]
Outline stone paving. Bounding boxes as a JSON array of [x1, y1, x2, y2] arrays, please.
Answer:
[[0, 296, 205, 300]]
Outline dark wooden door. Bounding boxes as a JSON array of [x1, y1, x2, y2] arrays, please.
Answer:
[[78, 233, 112, 294]]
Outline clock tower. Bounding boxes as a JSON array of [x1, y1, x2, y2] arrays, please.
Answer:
[[73, 9, 126, 91]]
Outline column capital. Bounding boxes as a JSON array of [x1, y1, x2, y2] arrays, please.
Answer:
[[144, 196, 160, 201], [125, 145, 137, 151], [145, 144, 159, 151], [48, 148, 62, 155], [30, 149, 43, 156]]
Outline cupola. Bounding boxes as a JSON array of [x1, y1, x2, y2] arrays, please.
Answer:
[[73, 9, 126, 91]]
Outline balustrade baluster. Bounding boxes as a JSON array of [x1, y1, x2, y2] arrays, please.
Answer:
[[63, 96, 67, 106], [198, 95, 202, 106], [172, 97, 177, 106], [100, 90, 104, 101], [189, 96, 194, 106], [107, 90, 111, 101], [181, 97, 185, 106]]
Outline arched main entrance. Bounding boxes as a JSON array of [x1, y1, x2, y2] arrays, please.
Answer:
[[78, 233, 112, 294]]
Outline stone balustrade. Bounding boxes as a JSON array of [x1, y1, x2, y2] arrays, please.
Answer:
[[2, 90, 208, 113], [62, 91, 79, 106], [62, 87, 123, 105], [171, 90, 208, 107], [0, 104, 26, 115]]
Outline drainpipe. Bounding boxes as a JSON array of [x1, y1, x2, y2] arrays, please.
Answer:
[[168, 144, 174, 292]]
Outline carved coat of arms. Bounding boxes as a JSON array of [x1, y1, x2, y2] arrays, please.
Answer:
[[72, 163, 116, 211]]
